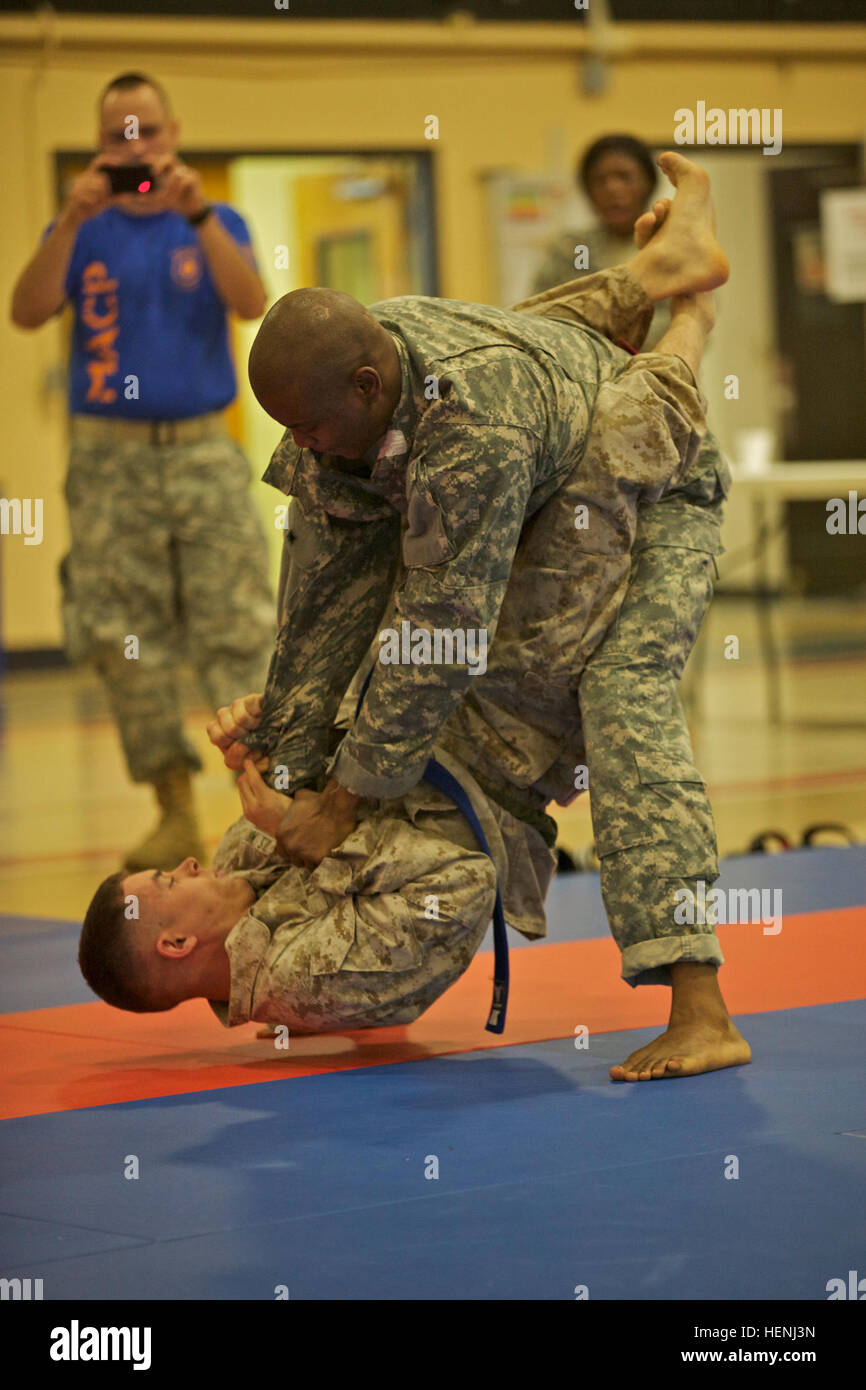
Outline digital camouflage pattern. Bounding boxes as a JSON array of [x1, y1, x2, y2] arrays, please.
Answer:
[[447, 268, 728, 984], [577, 529, 725, 985], [206, 742, 556, 1031], [255, 266, 714, 802], [250, 265, 728, 993], [61, 419, 274, 781]]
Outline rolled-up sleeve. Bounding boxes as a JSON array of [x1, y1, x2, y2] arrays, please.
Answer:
[[592, 352, 707, 500]]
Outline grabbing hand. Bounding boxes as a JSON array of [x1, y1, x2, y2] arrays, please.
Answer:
[[274, 780, 361, 869], [207, 693, 268, 772], [236, 759, 294, 840]]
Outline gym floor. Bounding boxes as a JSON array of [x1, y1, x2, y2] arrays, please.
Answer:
[[1, 592, 864, 1299]]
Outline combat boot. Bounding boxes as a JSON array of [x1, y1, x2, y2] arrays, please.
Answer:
[[123, 766, 206, 872]]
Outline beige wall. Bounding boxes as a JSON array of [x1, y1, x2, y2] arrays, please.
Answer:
[[3, 16, 866, 648]]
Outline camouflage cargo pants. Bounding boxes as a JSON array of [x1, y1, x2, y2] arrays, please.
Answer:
[[578, 493, 725, 987], [61, 413, 275, 782], [515, 266, 726, 985], [462, 431, 727, 987]]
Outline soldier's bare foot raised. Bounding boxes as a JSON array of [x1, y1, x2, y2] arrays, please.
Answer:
[[628, 152, 729, 301], [633, 197, 671, 251], [636, 196, 717, 332]]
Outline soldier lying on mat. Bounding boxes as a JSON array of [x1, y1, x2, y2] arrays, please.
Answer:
[[82, 723, 550, 1037]]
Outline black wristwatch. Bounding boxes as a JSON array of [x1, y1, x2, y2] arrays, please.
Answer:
[[187, 204, 214, 227]]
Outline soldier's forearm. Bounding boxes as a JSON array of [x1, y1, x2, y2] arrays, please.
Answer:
[[259, 541, 399, 780], [195, 214, 266, 319], [256, 720, 329, 793]]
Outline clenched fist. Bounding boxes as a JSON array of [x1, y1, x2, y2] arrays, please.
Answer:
[[272, 778, 361, 869], [207, 693, 268, 772], [236, 759, 293, 840], [236, 759, 321, 848]]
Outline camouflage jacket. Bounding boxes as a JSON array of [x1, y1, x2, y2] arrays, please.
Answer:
[[207, 744, 556, 1031], [254, 269, 728, 807]]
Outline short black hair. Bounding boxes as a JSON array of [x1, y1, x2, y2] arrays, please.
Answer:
[[578, 135, 657, 196], [78, 870, 174, 1013], [98, 71, 172, 121]]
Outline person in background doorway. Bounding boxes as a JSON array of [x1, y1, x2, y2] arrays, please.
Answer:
[[531, 133, 671, 348]]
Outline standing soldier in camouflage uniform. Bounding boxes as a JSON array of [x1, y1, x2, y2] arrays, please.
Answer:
[[10, 71, 274, 871], [209, 153, 749, 1080]]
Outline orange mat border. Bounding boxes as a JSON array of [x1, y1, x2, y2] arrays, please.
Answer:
[[1, 907, 864, 1121]]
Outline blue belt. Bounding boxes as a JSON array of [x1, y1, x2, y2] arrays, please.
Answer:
[[353, 666, 509, 1034]]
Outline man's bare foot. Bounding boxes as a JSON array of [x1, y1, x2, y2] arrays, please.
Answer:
[[635, 192, 716, 346], [628, 151, 729, 302], [633, 197, 671, 250], [610, 1017, 751, 1081]]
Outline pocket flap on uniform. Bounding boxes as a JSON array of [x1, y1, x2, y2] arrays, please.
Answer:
[[634, 751, 705, 786], [285, 500, 323, 570], [338, 894, 425, 973], [594, 823, 658, 858], [402, 491, 451, 568]]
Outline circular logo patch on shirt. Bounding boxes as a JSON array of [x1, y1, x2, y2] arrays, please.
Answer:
[[170, 246, 203, 290]]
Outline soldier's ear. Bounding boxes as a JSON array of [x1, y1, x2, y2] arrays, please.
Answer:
[[355, 366, 382, 398], [155, 932, 197, 960]]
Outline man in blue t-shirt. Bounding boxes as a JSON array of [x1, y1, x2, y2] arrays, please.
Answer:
[[11, 70, 275, 871]]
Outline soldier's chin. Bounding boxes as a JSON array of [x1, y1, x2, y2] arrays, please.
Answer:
[[605, 210, 634, 231]]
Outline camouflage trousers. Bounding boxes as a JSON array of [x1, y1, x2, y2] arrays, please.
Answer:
[[61, 414, 275, 782], [514, 267, 726, 986], [578, 506, 725, 987]]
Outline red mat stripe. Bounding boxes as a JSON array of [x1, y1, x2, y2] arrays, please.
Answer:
[[0, 906, 864, 1121]]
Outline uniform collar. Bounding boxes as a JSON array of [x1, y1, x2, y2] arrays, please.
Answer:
[[374, 332, 420, 463], [207, 822, 282, 1026], [207, 913, 270, 1028]]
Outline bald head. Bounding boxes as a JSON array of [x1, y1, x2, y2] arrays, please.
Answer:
[[248, 288, 402, 459], [249, 288, 383, 399]]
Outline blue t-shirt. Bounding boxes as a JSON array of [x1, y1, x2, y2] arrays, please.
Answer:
[[42, 203, 256, 420]]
